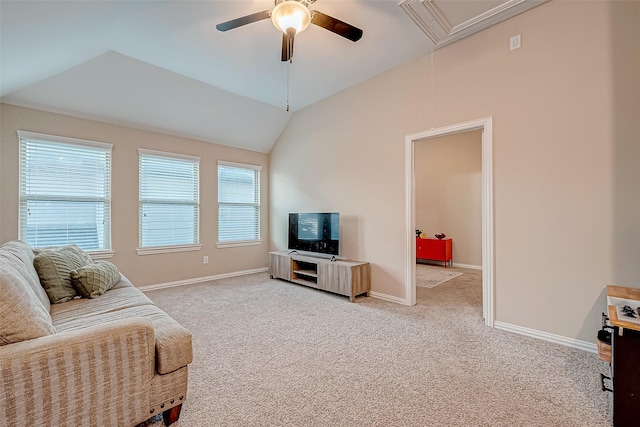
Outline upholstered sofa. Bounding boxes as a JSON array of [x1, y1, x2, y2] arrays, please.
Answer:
[[0, 240, 192, 426]]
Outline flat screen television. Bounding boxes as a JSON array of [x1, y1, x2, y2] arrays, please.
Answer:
[[288, 212, 339, 257]]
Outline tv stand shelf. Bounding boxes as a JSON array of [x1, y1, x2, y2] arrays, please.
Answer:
[[293, 270, 318, 278], [269, 251, 370, 302]]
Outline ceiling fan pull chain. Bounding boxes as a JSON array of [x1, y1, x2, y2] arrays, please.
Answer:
[[286, 60, 290, 112]]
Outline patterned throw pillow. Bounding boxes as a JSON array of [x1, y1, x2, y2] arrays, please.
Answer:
[[34, 249, 87, 304], [70, 261, 121, 298]]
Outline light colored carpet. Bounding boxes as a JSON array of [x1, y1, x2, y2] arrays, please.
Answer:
[[416, 263, 463, 288], [143, 269, 612, 426]]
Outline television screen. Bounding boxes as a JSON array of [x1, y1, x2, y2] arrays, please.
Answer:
[[288, 212, 339, 256]]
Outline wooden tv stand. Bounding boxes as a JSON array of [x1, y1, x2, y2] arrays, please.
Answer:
[[606, 285, 640, 426], [268, 251, 370, 302]]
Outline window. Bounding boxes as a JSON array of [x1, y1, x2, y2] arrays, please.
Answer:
[[138, 149, 200, 252], [18, 131, 112, 252], [218, 161, 261, 246]]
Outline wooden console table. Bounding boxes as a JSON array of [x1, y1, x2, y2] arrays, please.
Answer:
[[416, 237, 452, 268], [606, 285, 640, 426], [268, 251, 370, 302]]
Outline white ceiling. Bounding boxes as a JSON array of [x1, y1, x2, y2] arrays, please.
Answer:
[[0, 0, 545, 153]]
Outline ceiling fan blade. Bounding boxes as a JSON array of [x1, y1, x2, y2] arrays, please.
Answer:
[[311, 11, 363, 42], [216, 10, 271, 32]]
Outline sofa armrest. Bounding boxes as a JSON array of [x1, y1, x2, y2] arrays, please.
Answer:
[[0, 318, 155, 427]]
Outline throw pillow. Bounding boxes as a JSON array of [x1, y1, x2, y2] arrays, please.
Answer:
[[70, 261, 121, 298], [34, 244, 93, 266], [33, 250, 82, 304], [33, 244, 93, 304]]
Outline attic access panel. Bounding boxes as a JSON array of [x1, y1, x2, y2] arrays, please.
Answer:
[[399, 0, 549, 48]]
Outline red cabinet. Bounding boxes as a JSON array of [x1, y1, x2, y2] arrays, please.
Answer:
[[416, 237, 452, 267]]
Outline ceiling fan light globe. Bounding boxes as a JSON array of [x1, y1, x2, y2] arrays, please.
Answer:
[[271, 1, 311, 34]]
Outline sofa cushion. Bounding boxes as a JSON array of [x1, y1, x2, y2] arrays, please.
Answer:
[[54, 304, 193, 374], [70, 261, 120, 298], [50, 278, 155, 324], [0, 260, 56, 345], [0, 240, 50, 312]]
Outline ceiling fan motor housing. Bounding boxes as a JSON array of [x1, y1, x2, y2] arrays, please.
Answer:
[[271, 0, 312, 35]]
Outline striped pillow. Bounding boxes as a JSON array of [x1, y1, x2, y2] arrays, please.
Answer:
[[34, 249, 89, 304]]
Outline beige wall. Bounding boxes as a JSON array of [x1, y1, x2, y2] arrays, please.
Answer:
[[415, 130, 482, 267], [612, 0, 640, 287], [0, 104, 270, 286], [270, 0, 640, 342]]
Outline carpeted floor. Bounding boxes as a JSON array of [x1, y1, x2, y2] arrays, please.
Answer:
[[143, 268, 612, 426]]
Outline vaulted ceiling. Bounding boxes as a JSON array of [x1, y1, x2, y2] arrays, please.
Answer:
[[0, 1, 546, 153]]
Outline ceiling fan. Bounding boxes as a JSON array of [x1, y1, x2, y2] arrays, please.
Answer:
[[216, 0, 363, 63]]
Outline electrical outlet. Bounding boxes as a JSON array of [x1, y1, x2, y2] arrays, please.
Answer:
[[510, 34, 521, 51], [203, 256, 209, 264]]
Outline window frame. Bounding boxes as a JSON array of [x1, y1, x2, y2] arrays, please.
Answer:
[[137, 148, 201, 255], [217, 160, 262, 248], [17, 130, 114, 257]]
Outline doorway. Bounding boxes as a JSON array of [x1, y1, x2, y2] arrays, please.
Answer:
[[404, 118, 494, 327]]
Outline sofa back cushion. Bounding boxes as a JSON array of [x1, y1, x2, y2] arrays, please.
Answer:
[[0, 240, 50, 311], [0, 243, 56, 345]]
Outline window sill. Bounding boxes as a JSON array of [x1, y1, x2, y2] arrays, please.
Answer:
[[88, 250, 114, 260], [137, 244, 202, 256], [216, 240, 262, 249]]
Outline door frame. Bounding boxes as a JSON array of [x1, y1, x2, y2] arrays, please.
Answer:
[[404, 117, 494, 326]]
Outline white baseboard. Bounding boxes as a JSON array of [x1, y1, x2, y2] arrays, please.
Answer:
[[139, 267, 268, 292], [417, 261, 482, 270], [494, 321, 597, 353], [368, 291, 408, 305], [452, 262, 482, 270]]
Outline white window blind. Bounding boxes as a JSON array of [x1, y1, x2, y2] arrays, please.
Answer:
[[18, 131, 112, 251], [218, 161, 261, 243], [139, 149, 200, 248]]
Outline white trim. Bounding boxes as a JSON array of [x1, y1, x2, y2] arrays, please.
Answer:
[[494, 321, 597, 354], [216, 240, 263, 248], [139, 267, 268, 292], [399, 0, 548, 48], [452, 263, 482, 270], [368, 291, 407, 305], [89, 250, 114, 259], [482, 118, 495, 327], [136, 244, 202, 256], [416, 260, 482, 270], [138, 147, 200, 162], [405, 117, 494, 326], [404, 130, 416, 307], [218, 160, 262, 171], [17, 130, 113, 150]]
